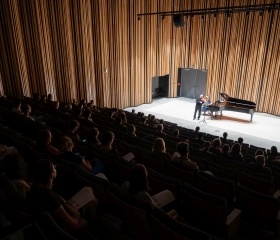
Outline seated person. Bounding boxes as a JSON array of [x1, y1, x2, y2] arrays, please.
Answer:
[[127, 124, 137, 138], [35, 129, 60, 156], [193, 132, 205, 148], [98, 131, 119, 155], [267, 146, 280, 161], [11, 98, 23, 115], [209, 138, 223, 157], [47, 93, 53, 103], [121, 164, 176, 213], [221, 144, 232, 161], [59, 136, 94, 173], [152, 138, 171, 161], [28, 159, 97, 235], [21, 104, 43, 121], [67, 120, 80, 141], [220, 132, 228, 144], [230, 143, 244, 164], [21, 104, 35, 121], [2, 151, 31, 198], [155, 124, 167, 138], [170, 142, 199, 171], [87, 128, 101, 149], [246, 155, 272, 176]]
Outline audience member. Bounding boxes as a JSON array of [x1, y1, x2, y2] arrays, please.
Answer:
[[220, 132, 228, 144], [67, 120, 80, 140], [87, 128, 101, 149], [28, 159, 97, 236], [35, 129, 60, 156], [21, 104, 35, 121], [170, 142, 199, 171], [59, 136, 94, 173], [155, 124, 167, 138], [2, 151, 31, 197], [209, 138, 222, 156], [99, 131, 119, 155], [47, 93, 53, 103], [194, 132, 205, 148], [11, 98, 23, 115], [221, 144, 232, 161], [267, 146, 280, 161], [230, 143, 244, 164], [121, 164, 176, 215]]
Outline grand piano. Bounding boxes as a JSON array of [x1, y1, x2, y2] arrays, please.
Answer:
[[208, 93, 256, 122]]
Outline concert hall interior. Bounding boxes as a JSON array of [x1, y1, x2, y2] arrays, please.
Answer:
[[1, 1, 280, 240]]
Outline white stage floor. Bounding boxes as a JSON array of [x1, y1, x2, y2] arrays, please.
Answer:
[[124, 97, 280, 150]]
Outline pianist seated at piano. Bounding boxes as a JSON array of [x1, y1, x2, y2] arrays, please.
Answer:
[[208, 93, 256, 122]]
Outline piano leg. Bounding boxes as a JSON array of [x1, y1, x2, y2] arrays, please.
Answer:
[[250, 113, 253, 122]]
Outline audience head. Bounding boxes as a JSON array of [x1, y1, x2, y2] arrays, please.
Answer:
[[68, 120, 80, 132], [231, 143, 242, 155], [271, 146, 278, 155], [21, 104, 32, 115], [222, 144, 230, 153], [176, 142, 189, 157], [204, 141, 211, 149], [65, 103, 72, 111], [132, 109, 135, 114], [237, 137, 243, 145], [152, 138, 166, 153], [36, 129, 52, 146], [87, 128, 100, 144], [255, 149, 264, 156], [128, 164, 149, 195], [100, 131, 115, 146], [60, 136, 74, 152], [32, 159, 56, 185], [47, 93, 53, 101], [159, 119, 164, 124], [33, 93, 40, 101], [150, 115, 156, 121], [195, 126, 200, 132], [128, 124, 136, 134], [223, 132, 228, 138], [157, 124, 164, 133], [212, 138, 221, 148], [255, 155, 266, 167], [147, 114, 152, 120], [120, 112, 127, 123], [173, 129, 179, 138], [141, 116, 147, 124], [3, 151, 27, 180]]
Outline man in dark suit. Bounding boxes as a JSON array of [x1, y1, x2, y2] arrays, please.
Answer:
[[193, 94, 204, 120]]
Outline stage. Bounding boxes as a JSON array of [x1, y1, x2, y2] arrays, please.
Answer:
[[124, 97, 280, 150]]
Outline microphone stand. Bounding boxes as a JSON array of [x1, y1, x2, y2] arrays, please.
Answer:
[[199, 103, 208, 125]]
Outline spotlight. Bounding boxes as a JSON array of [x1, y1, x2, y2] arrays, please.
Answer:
[[138, 16, 140, 21], [201, 15, 204, 20], [259, 11, 263, 16], [162, 15, 165, 20], [214, 13, 217, 17]]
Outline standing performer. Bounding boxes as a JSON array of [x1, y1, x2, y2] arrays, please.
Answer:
[[193, 94, 205, 120]]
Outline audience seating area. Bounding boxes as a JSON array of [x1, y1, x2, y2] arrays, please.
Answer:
[[1, 95, 280, 240]]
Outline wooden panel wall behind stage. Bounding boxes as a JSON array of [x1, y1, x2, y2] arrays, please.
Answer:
[[0, 0, 280, 115]]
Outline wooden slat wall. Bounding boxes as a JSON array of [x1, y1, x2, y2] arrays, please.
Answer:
[[0, 0, 279, 115]]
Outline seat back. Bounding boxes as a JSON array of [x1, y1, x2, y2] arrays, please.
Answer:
[[208, 162, 239, 184], [238, 172, 275, 196], [198, 171, 235, 207], [235, 185, 279, 233], [151, 208, 211, 240], [181, 183, 228, 225], [106, 184, 154, 240], [165, 162, 198, 186], [148, 168, 182, 199], [73, 165, 109, 205]]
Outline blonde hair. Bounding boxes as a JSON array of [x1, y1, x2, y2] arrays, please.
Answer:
[[60, 136, 74, 152], [152, 138, 166, 153]]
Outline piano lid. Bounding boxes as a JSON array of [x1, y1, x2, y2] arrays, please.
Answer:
[[219, 93, 256, 108]]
